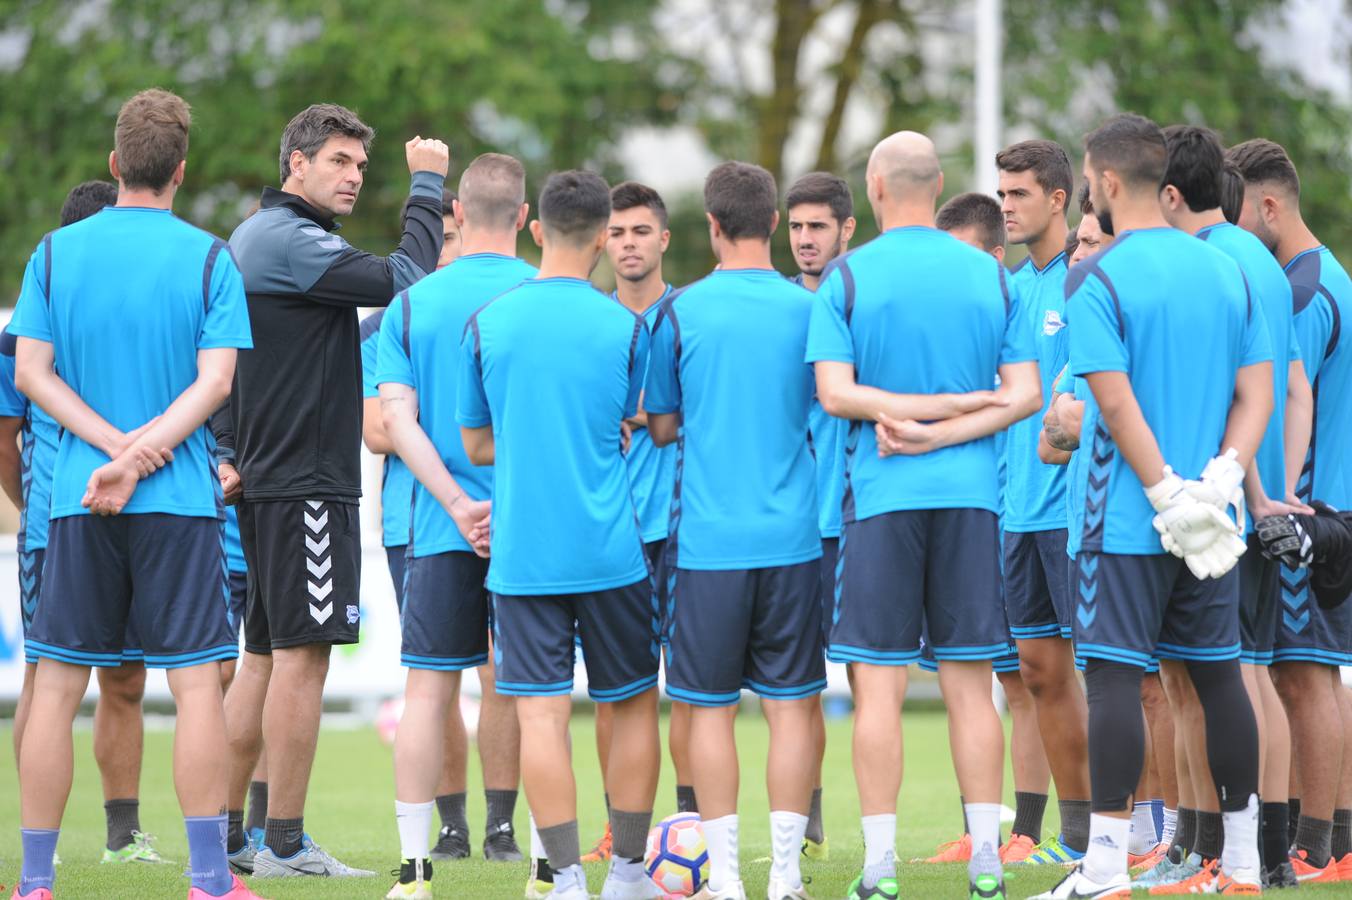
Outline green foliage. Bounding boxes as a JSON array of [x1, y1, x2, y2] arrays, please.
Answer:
[[0, 0, 690, 296]]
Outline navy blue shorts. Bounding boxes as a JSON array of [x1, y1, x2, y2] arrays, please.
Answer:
[[493, 578, 659, 702], [919, 624, 1018, 672], [386, 544, 408, 613], [19, 547, 43, 664], [1239, 535, 1279, 666], [829, 509, 1010, 665], [1004, 528, 1073, 641], [27, 514, 236, 669], [1273, 554, 1352, 667], [227, 569, 247, 644], [402, 551, 491, 671], [647, 539, 668, 637], [1071, 551, 1240, 668], [665, 561, 827, 707], [819, 538, 839, 644]]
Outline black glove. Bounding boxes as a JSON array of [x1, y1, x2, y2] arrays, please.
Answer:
[[1254, 514, 1312, 569]]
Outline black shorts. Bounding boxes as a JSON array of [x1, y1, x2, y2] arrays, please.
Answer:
[[227, 569, 247, 644], [386, 544, 408, 613], [28, 514, 235, 669], [819, 537, 838, 643], [238, 499, 361, 654], [1239, 534, 1279, 666], [402, 551, 491, 670]]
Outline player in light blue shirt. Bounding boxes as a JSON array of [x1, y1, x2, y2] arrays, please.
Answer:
[[456, 170, 656, 900], [1035, 114, 1273, 900], [378, 156, 536, 884], [806, 132, 1043, 900], [785, 170, 857, 863], [1229, 137, 1352, 877], [7, 90, 257, 900], [644, 162, 822, 898]]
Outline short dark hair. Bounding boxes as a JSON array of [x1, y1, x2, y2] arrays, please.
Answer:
[[936, 192, 1006, 252], [60, 180, 118, 227], [995, 139, 1073, 200], [610, 181, 668, 229], [704, 161, 778, 241], [458, 153, 526, 230], [279, 103, 374, 184], [1220, 164, 1244, 225], [1084, 113, 1166, 190], [1064, 227, 1080, 258], [1162, 124, 1224, 213], [1076, 182, 1093, 216], [401, 188, 456, 222], [114, 89, 191, 192], [785, 171, 854, 225], [538, 170, 611, 243], [1226, 138, 1300, 198]]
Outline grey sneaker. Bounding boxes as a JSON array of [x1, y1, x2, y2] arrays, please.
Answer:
[[252, 834, 375, 877], [226, 834, 257, 876]]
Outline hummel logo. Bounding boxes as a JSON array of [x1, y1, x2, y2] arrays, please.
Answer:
[[305, 534, 330, 555], [309, 602, 333, 624], [304, 510, 329, 532]]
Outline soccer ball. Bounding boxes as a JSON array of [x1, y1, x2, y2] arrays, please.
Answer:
[[644, 813, 709, 897]]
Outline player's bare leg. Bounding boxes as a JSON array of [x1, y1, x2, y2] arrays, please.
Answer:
[[938, 659, 1005, 888], [1332, 682, 1352, 869], [583, 697, 616, 862], [95, 662, 155, 860], [1275, 661, 1343, 873], [394, 667, 461, 879], [998, 668, 1051, 859], [763, 696, 816, 893], [1140, 672, 1178, 859], [690, 703, 740, 892], [1016, 637, 1090, 857], [12, 661, 36, 771], [669, 700, 696, 813], [477, 656, 523, 861], [225, 651, 271, 819]]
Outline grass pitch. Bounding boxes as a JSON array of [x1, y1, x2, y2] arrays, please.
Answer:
[[3, 709, 1352, 898]]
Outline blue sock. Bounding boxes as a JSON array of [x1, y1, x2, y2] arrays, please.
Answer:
[[19, 828, 59, 894], [1151, 799, 1165, 839], [185, 814, 233, 895]]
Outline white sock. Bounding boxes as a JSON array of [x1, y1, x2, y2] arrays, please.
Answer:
[[1220, 794, 1261, 878], [1081, 814, 1130, 882], [770, 811, 808, 888], [1161, 807, 1178, 845], [862, 814, 897, 868], [703, 814, 739, 892], [530, 813, 545, 859], [965, 802, 1003, 879], [1129, 801, 1159, 853], [554, 863, 586, 896], [395, 799, 434, 862]]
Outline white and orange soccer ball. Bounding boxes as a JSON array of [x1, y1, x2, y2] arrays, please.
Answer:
[[644, 813, 709, 898], [375, 693, 482, 747]]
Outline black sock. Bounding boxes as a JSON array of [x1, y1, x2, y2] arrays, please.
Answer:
[[1262, 801, 1290, 871], [604, 792, 611, 817], [227, 809, 246, 855], [264, 816, 304, 859], [1333, 808, 1352, 859], [485, 789, 518, 831], [1012, 792, 1048, 841], [244, 781, 268, 835], [806, 788, 824, 843], [1058, 800, 1091, 854], [436, 793, 468, 835], [1195, 810, 1223, 860], [675, 785, 698, 814], [1172, 807, 1198, 855], [1295, 814, 1334, 868], [104, 798, 140, 853], [1289, 798, 1302, 847]]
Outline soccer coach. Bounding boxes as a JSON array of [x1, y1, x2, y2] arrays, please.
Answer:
[[214, 103, 448, 876]]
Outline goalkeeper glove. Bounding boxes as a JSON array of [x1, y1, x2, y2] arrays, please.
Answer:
[[1182, 448, 1248, 535], [1146, 466, 1246, 579], [1255, 513, 1313, 569]]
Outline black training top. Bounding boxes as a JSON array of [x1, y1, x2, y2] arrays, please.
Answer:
[[212, 171, 444, 502]]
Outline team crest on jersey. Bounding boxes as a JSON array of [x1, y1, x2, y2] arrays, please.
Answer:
[[1043, 309, 1066, 336], [346, 604, 360, 625]]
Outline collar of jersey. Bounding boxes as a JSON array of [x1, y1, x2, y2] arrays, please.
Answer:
[[259, 186, 339, 232], [1195, 221, 1232, 241], [1284, 244, 1326, 272], [103, 206, 172, 215], [610, 283, 672, 313], [1028, 250, 1067, 275]]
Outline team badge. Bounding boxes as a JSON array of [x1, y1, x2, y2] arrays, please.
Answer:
[[346, 604, 360, 625], [1043, 309, 1066, 335]]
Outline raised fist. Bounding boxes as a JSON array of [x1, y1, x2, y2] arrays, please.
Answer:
[[406, 136, 450, 177]]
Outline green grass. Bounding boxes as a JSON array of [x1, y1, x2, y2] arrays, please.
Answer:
[[3, 709, 1352, 898]]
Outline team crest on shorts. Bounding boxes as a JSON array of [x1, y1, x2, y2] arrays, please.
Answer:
[[346, 604, 360, 625], [1043, 309, 1066, 336]]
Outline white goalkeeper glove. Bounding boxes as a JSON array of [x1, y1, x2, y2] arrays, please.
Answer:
[[1146, 465, 1245, 579], [1182, 448, 1248, 535]]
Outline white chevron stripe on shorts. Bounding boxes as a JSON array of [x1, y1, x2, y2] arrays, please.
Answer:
[[303, 500, 333, 624]]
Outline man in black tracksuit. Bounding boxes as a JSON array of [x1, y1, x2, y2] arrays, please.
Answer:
[[213, 103, 447, 876]]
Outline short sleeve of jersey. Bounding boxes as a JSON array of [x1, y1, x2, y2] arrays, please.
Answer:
[[455, 323, 491, 428], [804, 267, 853, 364], [198, 246, 254, 350], [1294, 295, 1334, 382], [1052, 362, 1073, 395], [9, 241, 53, 343], [625, 318, 650, 419], [1288, 324, 1303, 364], [0, 341, 25, 417], [1068, 270, 1128, 376], [359, 315, 381, 398], [1240, 292, 1274, 367], [643, 306, 681, 415], [1000, 274, 1037, 365], [375, 296, 415, 391]]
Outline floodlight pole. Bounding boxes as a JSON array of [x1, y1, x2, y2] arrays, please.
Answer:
[[974, 0, 1002, 195]]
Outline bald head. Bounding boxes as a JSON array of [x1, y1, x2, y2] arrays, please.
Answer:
[[457, 152, 527, 231], [868, 131, 942, 199]]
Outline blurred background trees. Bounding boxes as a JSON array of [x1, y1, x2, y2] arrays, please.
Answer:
[[2, 0, 1349, 291]]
